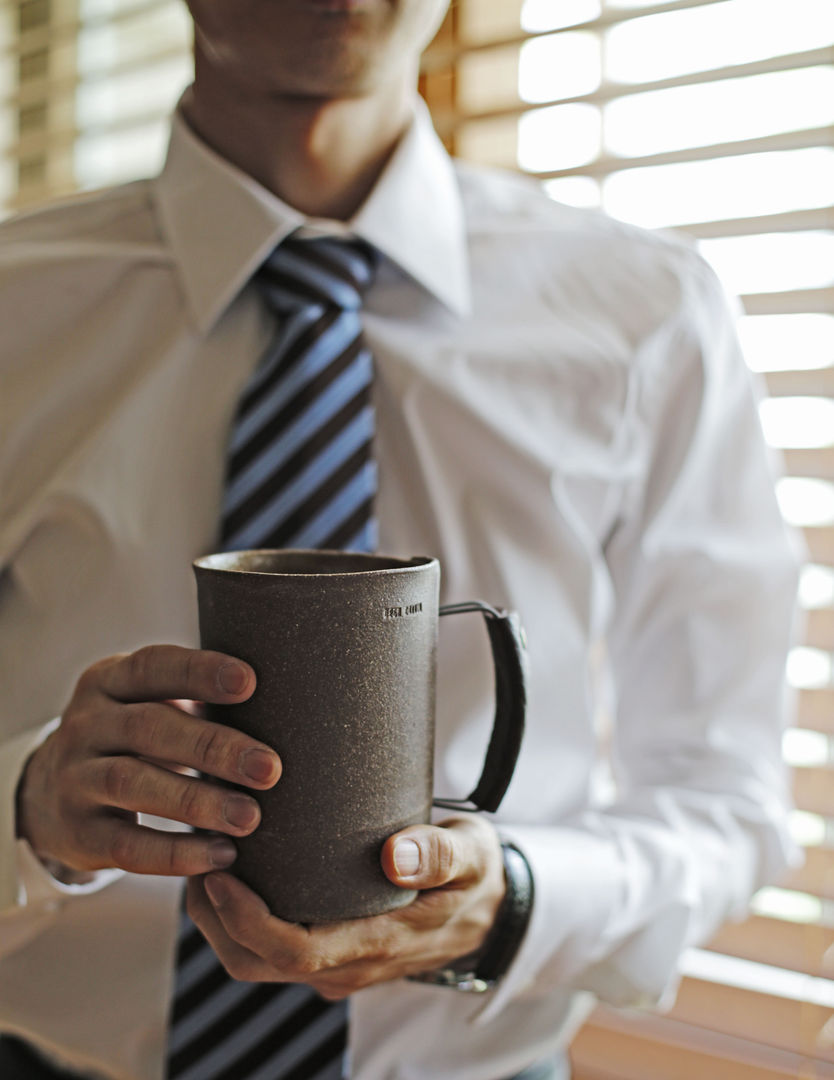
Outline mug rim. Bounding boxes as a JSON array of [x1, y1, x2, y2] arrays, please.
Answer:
[[193, 548, 438, 578]]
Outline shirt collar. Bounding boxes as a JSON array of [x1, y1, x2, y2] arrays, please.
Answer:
[[153, 96, 471, 335]]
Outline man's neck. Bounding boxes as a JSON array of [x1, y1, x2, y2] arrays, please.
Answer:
[[182, 60, 415, 221]]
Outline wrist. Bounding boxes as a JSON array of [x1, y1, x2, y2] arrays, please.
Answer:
[[14, 739, 55, 859], [409, 840, 534, 992]]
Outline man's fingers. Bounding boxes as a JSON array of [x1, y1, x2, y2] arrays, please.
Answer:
[[88, 757, 261, 836], [91, 820, 238, 876], [83, 645, 255, 706], [381, 819, 490, 891], [186, 877, 276, 983], [93, 700, 281, 789], [201, 873, 319, 976]]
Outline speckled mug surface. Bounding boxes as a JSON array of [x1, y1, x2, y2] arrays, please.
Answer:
[[193, 549, 439, 923]]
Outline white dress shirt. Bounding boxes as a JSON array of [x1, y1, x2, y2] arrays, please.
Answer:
[[0, 98, 799, 1080]]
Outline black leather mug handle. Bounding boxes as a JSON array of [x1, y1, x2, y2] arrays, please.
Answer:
[[433, 602, 528, 815]]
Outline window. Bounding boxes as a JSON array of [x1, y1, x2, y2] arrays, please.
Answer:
[[2, 0, 833, 1073], [419, 1, 834, 1074], [1, 0, 191, 215]]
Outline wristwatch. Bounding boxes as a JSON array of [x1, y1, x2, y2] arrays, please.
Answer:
[[408, 841, 534, 993]]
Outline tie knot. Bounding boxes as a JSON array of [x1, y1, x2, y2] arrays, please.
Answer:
[[257, 235, 377, 313]]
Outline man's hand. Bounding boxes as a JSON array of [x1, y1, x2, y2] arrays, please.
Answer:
[[186, 815, 505, 997], [16, 645, 281, 876]]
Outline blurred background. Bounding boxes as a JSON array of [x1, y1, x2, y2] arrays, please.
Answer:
[[1, 0, 832, 1075]]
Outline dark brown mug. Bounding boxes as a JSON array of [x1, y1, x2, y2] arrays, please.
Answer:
[[193, 549, 527, 923]]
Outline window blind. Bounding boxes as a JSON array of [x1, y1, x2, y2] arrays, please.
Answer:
[[419, 1, 834, 1076], [2, 0, 834, 1074], [1, 0, 192, 214]]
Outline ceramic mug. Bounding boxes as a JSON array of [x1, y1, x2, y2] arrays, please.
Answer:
[[193, 549, 527, 923]]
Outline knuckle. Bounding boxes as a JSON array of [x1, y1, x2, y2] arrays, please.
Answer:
[[120, 702, 155, 748], [102, 756, 138, 804], [164, 839, 190, 876], [75, 656, 116, 695], [59, 704, 92, 741], [294, 950, 323, 978], [127, 646, 156, 687], [404, 890, 454, 930], [429, 832, 458, 881], [194, 724, 232, 775], [177, 779, 205, 825], [183, 649, 201, 695], [352, 930, 389, 966], [108, 826, 135, 871]]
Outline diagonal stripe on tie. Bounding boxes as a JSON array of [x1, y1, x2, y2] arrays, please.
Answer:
[[231, 307, 353, 454], [170, 980, 269, 1058], [236, 302, 331, 420], [225, 335, 370, 502], [223, 397, 373, 536], [224, 433, 374, 552], [167, 235, 379, 1080]]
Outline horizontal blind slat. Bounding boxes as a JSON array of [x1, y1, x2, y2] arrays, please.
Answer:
[[803, 608, 834, 650], [669, 976, 834, 1059], [783, 846, 834, 901], [436, 46, 834, 136], [7, 107, 174, 158], [782, 448, 834, 481], [674, 207, 834, 239], [794, 766, 834, 817], [796, 688, 834, 734], [5, 0, 173, 61], [766, 369, 834, 397], [744, 289, 834, 318], [804, 528, 834, 567], [534, 126, 834, 181], [5, 44, 189, 114], [422, 0, 743, 72], [705, 915, 834, 977], [570, 1007, 834, 1080]]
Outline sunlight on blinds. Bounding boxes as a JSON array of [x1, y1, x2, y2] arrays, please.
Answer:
[[74, 0, 190, 187], [605, 0, 834, 81], [487, 0, 834, 1074], [0, 5, 13, 203]]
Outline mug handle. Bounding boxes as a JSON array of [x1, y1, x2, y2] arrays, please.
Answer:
[[432, 601, 528, 815]]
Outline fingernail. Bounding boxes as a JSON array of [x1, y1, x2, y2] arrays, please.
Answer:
[[393, 839, 421, 878], [241, 748, 279, 784], [209, 840, 237, 869], [218, 662, 248, 694], [204, 874, 230, 907], [223, 795, 259, 831]]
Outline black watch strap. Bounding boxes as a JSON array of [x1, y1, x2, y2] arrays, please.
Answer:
[[474, 841, 534, 984], [408, 840, 534, 992]]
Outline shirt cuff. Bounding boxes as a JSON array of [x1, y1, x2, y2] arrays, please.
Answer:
[[0, 720, 123, 945], [471, 821, 684, 1026]]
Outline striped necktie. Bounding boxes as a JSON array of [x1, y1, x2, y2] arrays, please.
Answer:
[[167, 235, 378, 1080]]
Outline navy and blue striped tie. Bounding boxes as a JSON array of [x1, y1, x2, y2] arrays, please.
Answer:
[[167, 235, 378, 1080]]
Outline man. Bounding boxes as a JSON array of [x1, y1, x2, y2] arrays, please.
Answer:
[[0, 1, 799, 1078]]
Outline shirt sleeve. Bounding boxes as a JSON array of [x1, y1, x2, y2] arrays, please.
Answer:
[[474, 250, 802, 1023], [0, 720, 123, 960]]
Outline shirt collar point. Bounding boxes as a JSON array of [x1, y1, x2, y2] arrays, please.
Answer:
[[441, 274, 473, 320], [185, 224, 299, 335]]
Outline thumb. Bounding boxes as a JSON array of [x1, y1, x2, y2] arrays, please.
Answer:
[[381, 821, 478, 890]]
